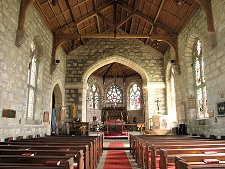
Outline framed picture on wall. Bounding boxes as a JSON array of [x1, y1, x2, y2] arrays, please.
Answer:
[[217, 102, 225, 116]]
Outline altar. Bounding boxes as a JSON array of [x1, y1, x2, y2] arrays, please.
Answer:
[[104, 119, 128, 138]]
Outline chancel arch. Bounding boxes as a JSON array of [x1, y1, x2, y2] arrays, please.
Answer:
[[82, 55, 149, 124]]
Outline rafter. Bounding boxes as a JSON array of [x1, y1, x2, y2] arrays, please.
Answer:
[[129, 0, 137, 34], [76, 1, 113, 25], [55, 22, 76, 33], [113, 0, 117, 35], [115, 63, 125, 83], [117, 0, 176, 34], [103, 63, 114, 84], [97, 12, 115, 28], [15, 0, 36, 47], [146, 0, 166, 44], [117, 13, 134, 28], [65, 0, 84, 45], [92, 0, 101, 33], [53, 1, 114, 34]]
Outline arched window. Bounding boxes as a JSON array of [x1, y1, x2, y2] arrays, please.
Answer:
[[170, 67, 177, 120], [129, 83, 141, 110], [26, 42, 38, 119], [87, 84, 99, 109], [193, 39, 208, 119], [106, 85, 123, 104]]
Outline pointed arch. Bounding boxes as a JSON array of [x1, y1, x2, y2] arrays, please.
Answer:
[[81, 55, 149, 121]]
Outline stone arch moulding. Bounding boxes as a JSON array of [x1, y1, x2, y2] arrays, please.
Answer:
[[47, 81, 65, 134], [81, 55, 149, 121]]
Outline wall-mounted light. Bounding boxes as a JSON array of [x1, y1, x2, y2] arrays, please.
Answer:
[[55, 59, 60, 64], [170, 60, 176, 65]]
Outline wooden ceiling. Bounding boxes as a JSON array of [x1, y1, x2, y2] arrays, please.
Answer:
[[34, 0, 200, 55], [92, 62, 139, 78]]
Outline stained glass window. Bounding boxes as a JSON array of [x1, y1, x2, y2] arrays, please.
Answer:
[[106, 85, 123, 103], [26, 42, 37, 119], [87, 84, 99, 109], [193, 39, 208, 119], [129, 83, 141, 110]]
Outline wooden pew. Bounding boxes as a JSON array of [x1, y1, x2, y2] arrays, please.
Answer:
[[0, 155, 75, 169], [148, 143, 225, 169], [144, 140, 225, 169], [0, 166, 67, 169], [15, 135, 103, 165], [175, 155, 225, 169], [160, 147, 225, 169], [0, 144, 91, 169], [0, 149, 84, 169], [5, 137, 96, 169], [130, 134, 200, 160]]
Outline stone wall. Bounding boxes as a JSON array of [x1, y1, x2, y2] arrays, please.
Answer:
[[66, 38, 164, 83], [169, 0, 225, 137], [66, 38, 166, 121], [0, 0, 66, 140]]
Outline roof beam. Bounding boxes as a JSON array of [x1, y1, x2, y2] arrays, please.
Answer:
[[54, 32, 177, 40], [97, 12, 115, 28], [146, 0, 166, 44], [92, 0, 101, 33], [65, 0, 84, 45], [55, 22, 76, 33], [54, 1, 114, 33], [76, 1, 113, 25], [115, 63, 125, 83], [194, 0, 216, 47], [15, 0, 36, 47], [129, 0, 137, 34], [117, 0, 176, 34], [113, 0, 117, 35], [103, 63, 114, 84], [51, 32, 178, 73], [117, 13, 134, 28]]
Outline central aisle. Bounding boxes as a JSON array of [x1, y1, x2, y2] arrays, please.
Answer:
[[96, 138, 140, 169]]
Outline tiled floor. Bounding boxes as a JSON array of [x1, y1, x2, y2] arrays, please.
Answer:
[[92, 131, 141, 169]]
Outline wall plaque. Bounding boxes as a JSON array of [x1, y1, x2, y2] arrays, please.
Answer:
[[217, 102, 225, 116], [2, 109, 16, 118], [208, 110, 214, 117], [43, 111, 49, 122], [188, 97, 196, 109]]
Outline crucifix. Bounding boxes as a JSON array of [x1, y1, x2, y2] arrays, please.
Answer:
[[155, 98, 160, 113]]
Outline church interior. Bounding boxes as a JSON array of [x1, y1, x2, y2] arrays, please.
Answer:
[[0, 0, 225, 168]]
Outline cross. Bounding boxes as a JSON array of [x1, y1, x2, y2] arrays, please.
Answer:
[[155, 98, 160, 112]]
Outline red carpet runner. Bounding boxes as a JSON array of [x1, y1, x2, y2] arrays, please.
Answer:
[[103, 142, 132, 169]]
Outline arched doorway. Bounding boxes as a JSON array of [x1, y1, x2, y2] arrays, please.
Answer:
[[51, 84, 63, 135]]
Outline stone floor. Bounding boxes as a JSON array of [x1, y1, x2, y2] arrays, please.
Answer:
[[90, 131, 141, 169]]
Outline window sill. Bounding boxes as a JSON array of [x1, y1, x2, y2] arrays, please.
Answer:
[[25, 119, 42, 125], [196, 117, 209, 121]]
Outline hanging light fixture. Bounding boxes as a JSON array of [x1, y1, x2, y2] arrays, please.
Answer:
[[152, 40, 159, 48], [52, 0, 59, 6], [175, 0, 183, 7]]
